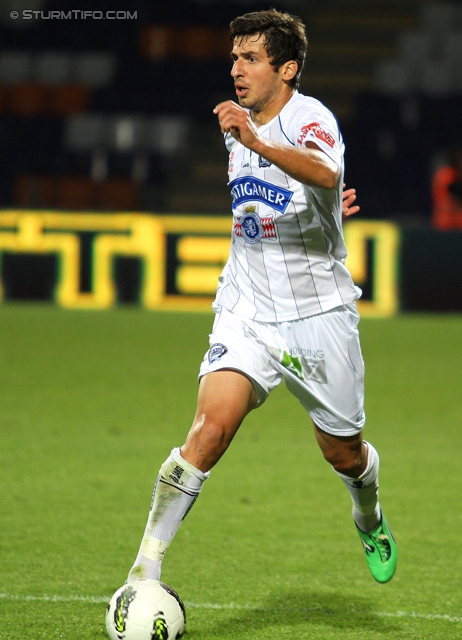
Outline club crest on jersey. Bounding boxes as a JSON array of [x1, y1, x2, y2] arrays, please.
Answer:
[[241, 207, 264, 244], [234, 206, 277, 243], [229, 176, 293, 214], [258, 155, 271, 168], [208, 343, 228, 364]]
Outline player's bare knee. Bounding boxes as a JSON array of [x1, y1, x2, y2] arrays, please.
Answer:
[[322, 446, 364, 477], [200, 420, 232, 453], [333, 452, 365, 477], [184, 414, 232, 462]]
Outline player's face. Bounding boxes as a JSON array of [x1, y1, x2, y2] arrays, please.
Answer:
[[231, 34, 284, 113]]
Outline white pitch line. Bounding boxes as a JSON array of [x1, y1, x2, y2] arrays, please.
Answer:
[[0, 593, 460, 623], [0, 593, 109, 604], [375, 611, 462, 624]]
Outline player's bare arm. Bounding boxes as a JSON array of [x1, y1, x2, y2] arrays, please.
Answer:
[[213, 100, 340, 189]]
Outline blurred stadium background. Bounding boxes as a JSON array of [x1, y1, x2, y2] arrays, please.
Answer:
[[1, 5, 462, 638], [0, 0, 461, 312]]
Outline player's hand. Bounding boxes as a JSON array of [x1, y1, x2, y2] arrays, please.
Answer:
[[342, 184, 359, 217], [213, 100, 261, 149]]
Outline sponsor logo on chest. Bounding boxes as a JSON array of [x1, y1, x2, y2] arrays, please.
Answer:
[[229, 176, 293, 214]]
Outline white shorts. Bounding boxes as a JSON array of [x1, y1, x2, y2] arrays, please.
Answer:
[[199, 305, 365, 436]]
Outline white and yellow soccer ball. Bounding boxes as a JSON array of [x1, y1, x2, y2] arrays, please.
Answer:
[[106, 579, 186, 640]]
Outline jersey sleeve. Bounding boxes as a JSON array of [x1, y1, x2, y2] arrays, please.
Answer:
[[292, 105, 343, 167], [224, 132, 239, 153]]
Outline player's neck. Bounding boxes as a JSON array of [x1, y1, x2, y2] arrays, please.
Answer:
[[251, 87, 295, 127]]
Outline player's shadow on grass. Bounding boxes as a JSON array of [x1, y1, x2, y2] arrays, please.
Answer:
[[197, 590, 402, 638]]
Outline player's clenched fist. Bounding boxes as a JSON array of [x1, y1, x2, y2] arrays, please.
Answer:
[[213, 100, 261, 149]]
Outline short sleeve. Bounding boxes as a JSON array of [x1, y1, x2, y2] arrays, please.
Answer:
[[225, 132, 239, 153], [293, 106, 342, 167]]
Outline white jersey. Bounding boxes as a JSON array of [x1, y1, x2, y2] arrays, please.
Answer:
[[213, 91, 359, 322]]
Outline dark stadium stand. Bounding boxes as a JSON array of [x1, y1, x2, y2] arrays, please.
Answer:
[[0, 0, 461, 220]]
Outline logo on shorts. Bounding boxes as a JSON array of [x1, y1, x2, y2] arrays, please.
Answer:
[[208, 343, 228, 364], [288, 347, 327, 383], [305, 359, 328, 384]]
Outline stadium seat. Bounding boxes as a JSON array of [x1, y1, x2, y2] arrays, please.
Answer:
[[14, 174, 55, 208], [138, 25, 180, 60], [36, 52, 72, 85], [146, 115, 190, 155], [396, 31, 434, 67], [374, 61, 414, 95], [55, 175, 97, 209], [64, 114, 108, 150], [74, 53, 116, 87], [90, 148, 109, 182], [0, 85, 7, 112], [49, 85, 90, 116], [107, 115, 147, 151], [443, 32, 462, 65], [420, 1, 460, 35], [8, 83, 48, 116], [97, 178, 139, 210], [139, 25, 230, 60], [131, 151, 150, 182], [181, 26, 230, 60], [420, 61, 454, 96], [0, 52, 31, 84]]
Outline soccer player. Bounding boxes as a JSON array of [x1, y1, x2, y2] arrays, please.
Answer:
[[127, 9, 397, 586]]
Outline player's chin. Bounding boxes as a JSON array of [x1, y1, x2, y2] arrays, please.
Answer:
[[237, 95, 254, 110]]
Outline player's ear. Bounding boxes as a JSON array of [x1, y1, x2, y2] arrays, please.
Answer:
[[281, 60, 298, 83]]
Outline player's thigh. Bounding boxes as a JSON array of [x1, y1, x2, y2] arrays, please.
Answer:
[[194, 368, 258, 431], [182, 369, 257, 470], [279, 304, 365, 436], [185, 308, 283, 470]]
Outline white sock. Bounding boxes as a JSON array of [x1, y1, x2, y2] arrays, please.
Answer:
[[335, 441, 381, 533], [127, 447, 209, 582]]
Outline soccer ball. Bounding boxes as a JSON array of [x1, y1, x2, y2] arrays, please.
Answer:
[[106, 579, 186, 640]]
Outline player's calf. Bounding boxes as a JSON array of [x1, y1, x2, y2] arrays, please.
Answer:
[[127, 448, 209, 583], [334, 441, 398, 582]]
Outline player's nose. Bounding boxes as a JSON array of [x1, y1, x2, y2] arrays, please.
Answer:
[[231, 58, 244, 77]]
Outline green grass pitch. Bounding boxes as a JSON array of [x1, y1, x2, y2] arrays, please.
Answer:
[[0, 304, 461, 640]]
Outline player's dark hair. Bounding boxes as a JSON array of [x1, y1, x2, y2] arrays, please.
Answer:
[[230, 8, 308, 89]]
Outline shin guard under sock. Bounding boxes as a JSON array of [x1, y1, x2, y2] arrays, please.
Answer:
[[127, 447, 209, 582], [335, 441, 381, 533]]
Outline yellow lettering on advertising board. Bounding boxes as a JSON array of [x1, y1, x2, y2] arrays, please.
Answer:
[[0, 212, 165, 309], [0, 212, 399, 316], [344, 220, 400, 317]]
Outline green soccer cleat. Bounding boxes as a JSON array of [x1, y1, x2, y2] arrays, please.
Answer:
[[356, 513, 397, 583]]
